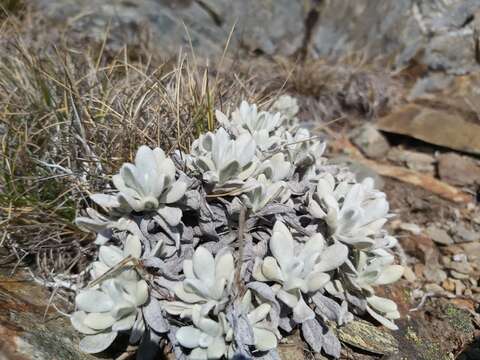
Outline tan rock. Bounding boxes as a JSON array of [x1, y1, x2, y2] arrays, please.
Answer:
[[387, 147, 435, 174], [447, 261, 473, 274], [403, 266, 417, 282], [377, 104, 480, 155], [453, 280, 466, 296], [426, 225, 453, 245], [442, 278, 456, 292], [438, 152, 480, 186], [351, 123, 390, 159]]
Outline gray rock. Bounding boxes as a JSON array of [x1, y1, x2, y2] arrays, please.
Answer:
[[34, 0, 307, 58], [423, 32, 477, 74], [387, 148, 435, 174], [453, 224, 480, 243], [447, 261, 473, 274], [424, 266, 447, 284], [425, 283, 446, 294], [450, 270, 471, 280], [426, 225, 454, 245], [351, 124, 390, 159], [460, 242, 480, 261], [437, 152, 480, 186], [310, 0, 480, 74]]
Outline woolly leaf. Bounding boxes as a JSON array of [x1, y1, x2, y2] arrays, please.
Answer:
[[143, 297, 169, 333], [301, 319, 324, 353]]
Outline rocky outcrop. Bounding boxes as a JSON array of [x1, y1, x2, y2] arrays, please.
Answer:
[[35, 0, 480, 75]]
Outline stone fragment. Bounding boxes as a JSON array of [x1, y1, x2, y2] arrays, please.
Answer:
[[426, 225, 454, 245], [399, 222, 422, 235], [423, 266, 447, 284], [453, 224, 479, 243], [403, 266, 417, 282], [441, 245, 466, 256], [447, 261, 473, 274], [387, 148, 435, 174], [450, 270, 470, 280], [460, 242, 480, 261], [453, 280, 466, 296], [442, 278, 456, 292], [0, 271, 96, 360], [425, 283, 446, 294], [437, 152, 480, 186], [414, 263, 425, 278], [337, 319, 398, 355], [351, 123, 390, 159], [377, 104, 480, 156]]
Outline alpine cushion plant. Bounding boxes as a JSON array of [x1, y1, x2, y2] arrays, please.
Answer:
[[71, 95, 404, 359]]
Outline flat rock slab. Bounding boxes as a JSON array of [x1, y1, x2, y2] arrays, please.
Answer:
[[438, 152, 480, 186], [377, 104, 480, 155], [0, 271, 96, 360]]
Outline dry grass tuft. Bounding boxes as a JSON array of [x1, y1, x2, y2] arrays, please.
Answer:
[[0, 9, 268, 280]]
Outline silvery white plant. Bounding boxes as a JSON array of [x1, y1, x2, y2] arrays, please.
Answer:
[[111, 145, 187, 214], [283, 127, 326, 169], [345, 249, 402, 330], [70, 234, 149, 353], [270, 95, 299, 127], [176, 305, 231, 360], [253, 221, 348, 323], [223, 101, 281, 135], [190, 128, 258, 192], [71, 278, 149, 353], [256, 153, 292, 183], [163, 246, 234, 317], [309, 174, 390, 248], [241, 175, 287, 213], [216, 101, 285, 153], [71, 96, 404, 359], [90, 233, 142, 279], [231, 290, 278, 352]]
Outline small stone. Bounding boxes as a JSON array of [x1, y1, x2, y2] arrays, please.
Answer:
[[414, 263, 425, 278], [453, 225, 479, 243], [387, 147, 435, 173], [450, 270, 470, 280], [399, 222, 422, 235], [464, 288, 473, 296], [441, 255, 452, 267], [442, 278, 456, 292], [460, 242, 480, 261], [441, 244, 466, 256], [454, 280, 466, 296], [447, 261, 473, 274], [351, 124, 390, 159], [423, 266, 447, 283], [403, 266, 417, 282], [437, 152, 480, 186], [426, 225, 454, 245], [425, 283, 446, 294]]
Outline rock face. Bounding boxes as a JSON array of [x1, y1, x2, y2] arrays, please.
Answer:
[[34, 0, 480, 75], [0, 271, 96, 360], [35, 0, 307, 57], [312, 0, 480, 72]]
